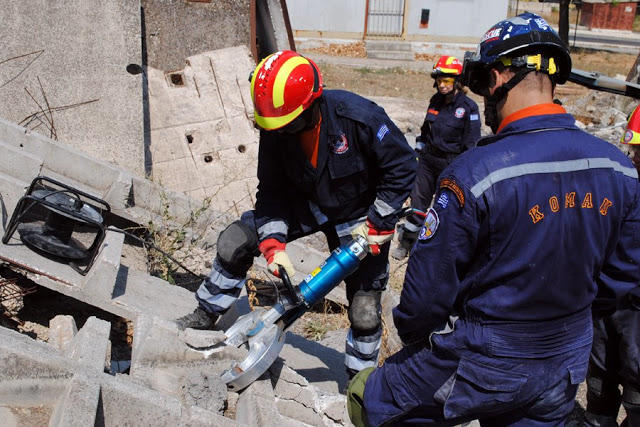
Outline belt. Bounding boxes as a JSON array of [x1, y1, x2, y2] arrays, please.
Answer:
[[427, 145, 460, 160], [473, 307, 593, 358]]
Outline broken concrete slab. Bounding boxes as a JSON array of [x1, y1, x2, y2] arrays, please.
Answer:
[[49, 375, 101, 427], [278, 330, 349, 395], [0, 318, 238, 426], [63, 317, 111, 373]]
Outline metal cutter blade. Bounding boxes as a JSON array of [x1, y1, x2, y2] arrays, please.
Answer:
[[221, 306, 286, 391]]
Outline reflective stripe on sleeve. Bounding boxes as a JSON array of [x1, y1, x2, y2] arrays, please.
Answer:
[[257, 220, 288, 240]]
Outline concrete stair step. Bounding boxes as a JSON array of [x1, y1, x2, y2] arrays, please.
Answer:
[[366, 50, 415, 61], [365, 40, 415, 61], [365, 40, 412, 52]]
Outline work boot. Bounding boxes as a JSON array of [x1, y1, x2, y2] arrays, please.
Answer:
[[175, 306, 218, 331]]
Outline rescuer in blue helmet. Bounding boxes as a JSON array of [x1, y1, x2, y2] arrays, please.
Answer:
[[462, 12, 571, 134], [347, 12, 640, 426]]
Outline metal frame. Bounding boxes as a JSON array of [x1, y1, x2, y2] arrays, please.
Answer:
[[2, 176, 111, 276]]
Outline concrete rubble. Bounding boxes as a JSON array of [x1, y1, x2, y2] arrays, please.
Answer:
[[0, 114, 358, 426]]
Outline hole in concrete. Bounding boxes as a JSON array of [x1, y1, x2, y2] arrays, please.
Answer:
[[237, 144, 246, 153], [126, 64, 143, 75], [166, 72, 185, 87], [0, 267, 133, 371], [204, 155, 213, 163], [186, 134, 194, 144]]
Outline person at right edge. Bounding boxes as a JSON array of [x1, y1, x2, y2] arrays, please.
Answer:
[[347, 12, 640, 426], [581, 106, 640, 427], [393, 55, 481, 260]]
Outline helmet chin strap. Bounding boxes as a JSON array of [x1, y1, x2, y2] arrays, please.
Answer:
[[483, 68, 534, 134]]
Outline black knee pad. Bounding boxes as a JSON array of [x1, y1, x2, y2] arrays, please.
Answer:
[[349, 290, 382, 334], [216, 220, 258, 276]]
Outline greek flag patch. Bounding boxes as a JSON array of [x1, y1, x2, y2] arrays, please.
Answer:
[[377, 124, 389, 141], [470, 114, 479, 121], [437, 192, 449, 209]]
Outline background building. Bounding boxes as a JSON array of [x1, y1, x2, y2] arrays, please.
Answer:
[[285, 0, 509, 42]]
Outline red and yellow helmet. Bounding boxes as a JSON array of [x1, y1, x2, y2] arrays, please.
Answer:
[[431, 55, 463, 78], [622, 105, 640, 145], [250, 50, 323, 131]]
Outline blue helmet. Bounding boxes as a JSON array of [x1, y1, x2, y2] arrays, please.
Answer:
[[462, 12, 571, 95]]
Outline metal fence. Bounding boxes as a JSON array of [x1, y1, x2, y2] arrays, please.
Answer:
[[366, 0, 405, 39]]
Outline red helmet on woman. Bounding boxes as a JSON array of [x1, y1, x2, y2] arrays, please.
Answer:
[[622, 105, 640, 145], [250, 50, 323, 131], [431, 55, 463, 79]]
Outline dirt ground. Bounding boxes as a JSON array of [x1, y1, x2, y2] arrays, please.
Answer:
[[306, 41, 638, 103]]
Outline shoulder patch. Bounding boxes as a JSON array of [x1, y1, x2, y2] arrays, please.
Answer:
[[440, 178, 465, 208], [418, 208, 439, 241], [470, 114, 479, 121], [455, 108, 465, 119], [436, 192, 449, 209], [376, 124, 389, 141]]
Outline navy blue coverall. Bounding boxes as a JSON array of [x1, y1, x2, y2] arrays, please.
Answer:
[[363, 106, 640, 425], [195, 90, 417, 374], [402, 90, 481, 244]]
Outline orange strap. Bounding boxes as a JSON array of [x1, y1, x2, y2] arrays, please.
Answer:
[[299, 116, 322, 168], [497, 103, 566, 134]]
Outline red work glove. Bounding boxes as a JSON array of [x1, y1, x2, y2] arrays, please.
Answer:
[[351, 220, 395, 256], [258, 238, 296, 278]]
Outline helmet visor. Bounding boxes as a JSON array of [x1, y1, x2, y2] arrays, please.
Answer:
[[462, 50, 490, 95]]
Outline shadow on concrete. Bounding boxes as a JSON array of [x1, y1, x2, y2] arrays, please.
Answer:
[[281, 331, 350, 393]]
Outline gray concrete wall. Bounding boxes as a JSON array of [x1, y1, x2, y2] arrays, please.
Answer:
[[147, 46, 259, 213], [0, 0, 145, 176], [141, 0, 252, 72]]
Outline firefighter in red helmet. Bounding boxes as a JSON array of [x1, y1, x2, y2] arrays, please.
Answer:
[[393, 55, 481, 260], [176, 51, 417, 379]]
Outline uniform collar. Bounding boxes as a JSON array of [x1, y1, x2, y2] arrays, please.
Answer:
[[477, 105, 578, 147], [497, 103, 566, 134]]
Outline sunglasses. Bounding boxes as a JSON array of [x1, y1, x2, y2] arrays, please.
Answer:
[[436, 77, 456, 85]]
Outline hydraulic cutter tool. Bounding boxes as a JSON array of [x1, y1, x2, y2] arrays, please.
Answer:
[[219, 207, 424, 391]]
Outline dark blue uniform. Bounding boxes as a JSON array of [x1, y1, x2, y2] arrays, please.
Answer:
[[402, 91, 481, 243], [196, 90, 416, 373], [363, 109, 640, 425], [586, 290, 640, 425], [255, 89, 416, 239]]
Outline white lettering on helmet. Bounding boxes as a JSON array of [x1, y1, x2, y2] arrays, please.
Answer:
[[481, 28, 502, 43], [534, 18, 549, 30]]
